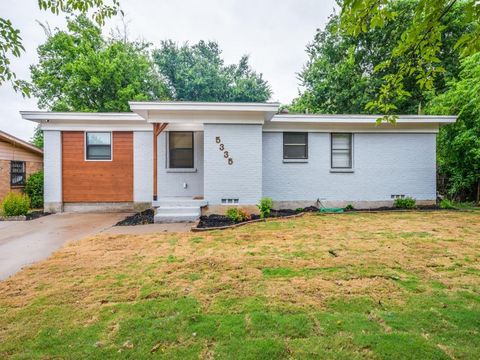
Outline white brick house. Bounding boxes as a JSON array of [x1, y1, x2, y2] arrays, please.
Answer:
[[21, 102, 456, 222]]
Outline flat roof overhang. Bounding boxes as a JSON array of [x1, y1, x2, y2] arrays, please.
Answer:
[[270, 114, 457, 124], [129, 101, 281, 124]]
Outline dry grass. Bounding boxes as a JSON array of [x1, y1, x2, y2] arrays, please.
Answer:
[[0, 211, 479, 359]]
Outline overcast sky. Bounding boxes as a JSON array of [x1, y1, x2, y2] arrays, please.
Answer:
[[0, 0, 337, 141]]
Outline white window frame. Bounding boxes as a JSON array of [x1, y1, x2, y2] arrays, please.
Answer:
[[84, 131, 113, 162], [166, 131, 197, 172], [330, 133, 354, 171]]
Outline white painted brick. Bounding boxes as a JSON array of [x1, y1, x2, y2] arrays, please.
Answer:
[[157, 131, 204, 197], [262, 132, 436, 201], [204, 124, 263, 205], [43, 131, 62, 207], [133, 131, 153, 202]]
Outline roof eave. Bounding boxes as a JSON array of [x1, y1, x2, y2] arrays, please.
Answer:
[[0, 131, 43, 155]]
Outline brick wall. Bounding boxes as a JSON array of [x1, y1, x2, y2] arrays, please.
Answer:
[[0, 159, 43, 201], [0, 160, 10, 201], [262, 132, 437, 202], [204, 124, 263, 205]]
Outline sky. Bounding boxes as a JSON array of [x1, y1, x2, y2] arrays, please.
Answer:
[[0, 0, 337, 141]]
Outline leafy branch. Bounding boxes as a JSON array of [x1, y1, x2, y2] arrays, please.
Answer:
[[340, 0, 480, 123], [0, 0, 122, 97]]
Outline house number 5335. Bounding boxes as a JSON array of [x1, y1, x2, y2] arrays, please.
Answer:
[[215, 136, 234, 165]]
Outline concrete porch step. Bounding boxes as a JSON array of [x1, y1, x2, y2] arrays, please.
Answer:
[[153, 197, 207, 223], [154, 213, 200, 223], [153, 197, 208, 208], [156, 206, 201, 216]]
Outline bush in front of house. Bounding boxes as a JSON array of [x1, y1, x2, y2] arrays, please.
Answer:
[[440, 198, 456, 209], [25, 171, 44, 209], [393, 197, 416, 209], [1, 192, 31, 217], [226, 208, 250, 223], [257, 197, 273, 219]]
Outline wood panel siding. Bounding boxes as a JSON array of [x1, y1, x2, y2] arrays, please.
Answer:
[[62, 131, 133, 202], [0, 140, 43, 162]]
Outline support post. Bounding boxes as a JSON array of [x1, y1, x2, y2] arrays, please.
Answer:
[[153, 123, 168, 201]]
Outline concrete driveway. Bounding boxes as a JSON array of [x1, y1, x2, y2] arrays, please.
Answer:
[[0, 212, 129, 281]]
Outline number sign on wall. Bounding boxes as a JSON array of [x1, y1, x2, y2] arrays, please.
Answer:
[[216, 136, 234, 165]]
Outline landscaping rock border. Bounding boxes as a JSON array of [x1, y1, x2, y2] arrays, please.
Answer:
[[191, 212, 305, 232]]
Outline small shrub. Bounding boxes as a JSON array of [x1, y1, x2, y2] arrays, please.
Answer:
[[393, 197, 416, 209], [345, 204, 354, 211], [1, 192, 31, 217], [226, 207, 250, 223], [440, 198, 456, 209], [257, 197, 273, 219], [25, 171, 44, 209], [295, 208, 304, 213]]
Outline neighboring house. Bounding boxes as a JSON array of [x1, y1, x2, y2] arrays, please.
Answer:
[[21, 102, 456, 222], [0, 130, 43, 201]]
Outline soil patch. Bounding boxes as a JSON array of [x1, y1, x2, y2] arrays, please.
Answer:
[[198, 208, 308, 229], [26, 211, 51, 220], [345, 204, 440, 212], [115, 209, 154, 226], [0, 211, 51, 221]]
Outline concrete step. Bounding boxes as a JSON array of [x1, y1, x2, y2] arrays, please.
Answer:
[[154, 213, 199, 223], [153, 197, 207, 208], [156, 206, 201, 216], [154, 198, 206, 223]]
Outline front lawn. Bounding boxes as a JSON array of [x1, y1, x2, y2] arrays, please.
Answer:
[[1, 211, 479, 359]]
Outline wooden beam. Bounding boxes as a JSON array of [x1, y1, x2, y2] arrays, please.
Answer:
[[153, 123, 168, 201]]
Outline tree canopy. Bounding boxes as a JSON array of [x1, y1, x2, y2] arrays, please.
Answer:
[[153, 40, 271, 102], [339, 0, 480, 120], [0, 0, 121, 97], [291, 0, 468, 115], [30, 16, 166, 112], [427, 53, 480, 201]]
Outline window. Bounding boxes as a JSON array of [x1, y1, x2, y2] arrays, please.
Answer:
[[86, 132, 112, 160], [11, 161, 26, 186], [169, 132, 194, 168], [331, 133, 352, 169], [283, 132, 308, 159]]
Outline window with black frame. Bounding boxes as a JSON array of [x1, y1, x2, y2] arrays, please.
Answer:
[[331, 133, 353, 169], [283, 132, 308, 159], [86, 132, 112, 160], [11, 161, 26, 186], [169, 132, 194, 168]]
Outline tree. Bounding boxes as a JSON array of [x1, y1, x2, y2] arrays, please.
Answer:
[[0, 0, 121, 97], [291, 0, 468, 115], [427, 53, 480, 201], [31, 125, 44, 149], [339, 0, 480, 121], [30, 15, 166, 112], [153, 40, 271, 102]]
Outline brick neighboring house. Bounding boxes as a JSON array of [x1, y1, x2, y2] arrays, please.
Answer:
[[0, 130, 43, 201]]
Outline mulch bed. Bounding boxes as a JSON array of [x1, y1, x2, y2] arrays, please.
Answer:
[[345, 204, 440, 212], [26, 211, 51, 220], [197, 207, 314, 229], [113, 204, 444, 228], [0, 211, 51, 221], [115, 209, 154, 226]]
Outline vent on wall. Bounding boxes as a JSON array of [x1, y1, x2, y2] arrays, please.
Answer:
[[221, 198, 239, 204], [391, 194, 406, 199]]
